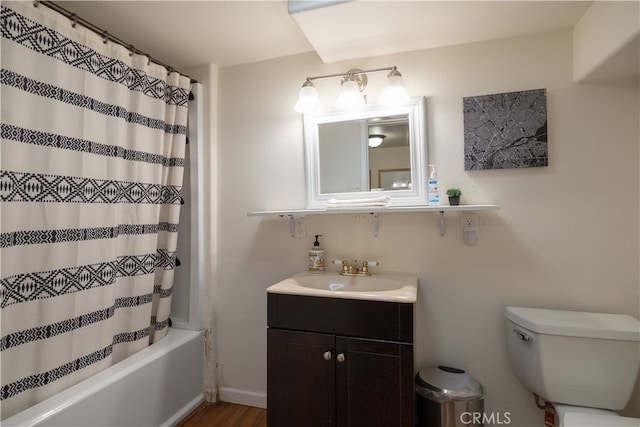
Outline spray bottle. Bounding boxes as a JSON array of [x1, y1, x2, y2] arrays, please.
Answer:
[[309, 235, 325, 273], [428, 164, 440, 206]]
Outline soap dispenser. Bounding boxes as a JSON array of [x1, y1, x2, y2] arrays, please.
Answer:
[[309, 235, 325, 273], [428, 164, 440, 206]]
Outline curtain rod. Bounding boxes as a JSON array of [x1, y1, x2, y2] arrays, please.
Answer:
[[34, 1, 198, 84]]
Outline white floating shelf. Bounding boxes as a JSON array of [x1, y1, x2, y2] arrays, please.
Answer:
[[247, 204, 499, 238], [247, 204, 499, 217]]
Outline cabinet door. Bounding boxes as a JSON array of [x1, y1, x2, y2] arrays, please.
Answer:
[[267, 328, 335, 426], [335, 337, 414, 427]]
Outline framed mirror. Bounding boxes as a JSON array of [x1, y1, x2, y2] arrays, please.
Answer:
[[303, 97, 427, 209]]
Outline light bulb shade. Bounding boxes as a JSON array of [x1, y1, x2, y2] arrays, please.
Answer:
[[294, 83, 322, 113], [379, 74, 410, 105], [368, 134, 385, 148], [335, 80, 365, 110]]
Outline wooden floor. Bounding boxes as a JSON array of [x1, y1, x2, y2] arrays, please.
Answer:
[[177, 401, 267, 427]]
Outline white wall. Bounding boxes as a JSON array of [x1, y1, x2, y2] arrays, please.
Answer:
[[181, 63, 220, 403], [573, 1, 640, 82], [213, 29, 639, 425]]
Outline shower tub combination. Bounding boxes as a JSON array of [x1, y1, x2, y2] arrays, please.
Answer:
[[3, 328, 204, 427]]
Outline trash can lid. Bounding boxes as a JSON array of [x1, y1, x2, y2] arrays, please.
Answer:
[[416, 365, 484, 400]]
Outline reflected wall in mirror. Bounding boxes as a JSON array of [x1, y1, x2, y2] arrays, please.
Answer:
[[368, 116, 411, 190], [317, 115, 411, 193], [304, 97, 427, 209]]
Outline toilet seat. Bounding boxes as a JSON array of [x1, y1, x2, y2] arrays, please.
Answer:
[[555, 404, 640, 427]]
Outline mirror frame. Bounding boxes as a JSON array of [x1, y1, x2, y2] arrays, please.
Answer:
[[303, 96, 427, 209]]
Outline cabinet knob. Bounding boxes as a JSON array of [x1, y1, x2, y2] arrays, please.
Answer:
[[323, 351, 332, 361], [337, 353, 346, 363]]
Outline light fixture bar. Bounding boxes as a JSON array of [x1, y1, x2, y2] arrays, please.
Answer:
[[302, 66, 398, 83]]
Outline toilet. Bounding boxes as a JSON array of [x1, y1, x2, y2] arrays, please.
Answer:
[[504, 306, 640, 427]]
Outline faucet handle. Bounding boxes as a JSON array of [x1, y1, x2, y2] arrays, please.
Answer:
[[361, 262, 369, 274], [342, 260, 349, 273], [333, 259, 378, 267]]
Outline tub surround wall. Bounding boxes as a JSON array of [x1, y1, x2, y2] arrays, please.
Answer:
[[214, 30, 639, 425]]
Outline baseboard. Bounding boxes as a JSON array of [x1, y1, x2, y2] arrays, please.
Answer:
[[218, 386, 267, 409]]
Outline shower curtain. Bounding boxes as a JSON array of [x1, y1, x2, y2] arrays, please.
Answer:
[[0, 2, 191, 418]]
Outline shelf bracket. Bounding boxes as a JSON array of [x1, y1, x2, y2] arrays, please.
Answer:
[[371, 212, 380, 237], [279, 214, 295, 237], [439, 211, 446, 237]]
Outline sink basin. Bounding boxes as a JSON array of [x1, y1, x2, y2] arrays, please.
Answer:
[[267, 271, 417, 303]]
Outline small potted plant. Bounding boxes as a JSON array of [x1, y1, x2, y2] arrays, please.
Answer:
[[446, 188, 462, 205]]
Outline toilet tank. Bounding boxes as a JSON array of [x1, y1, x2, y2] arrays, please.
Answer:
[[505, 307, 640, 410]]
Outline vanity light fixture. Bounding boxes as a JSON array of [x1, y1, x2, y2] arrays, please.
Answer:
[[294, 79, 322, 113], [294, 66, 410, 114], [335, 73, 366, 110], [368, 134, 386, 148], [379, 67, 410, 106]]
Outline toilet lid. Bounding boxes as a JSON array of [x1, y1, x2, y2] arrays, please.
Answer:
[[505, 307, 640, 341]]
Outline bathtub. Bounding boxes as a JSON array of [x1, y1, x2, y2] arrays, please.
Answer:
[[3, 328, 205, 427]]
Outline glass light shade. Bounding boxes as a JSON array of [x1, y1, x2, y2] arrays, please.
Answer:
[[294, 84, 322, 113], [335, 80, 365, 110], [379, 74, 410, 105], [368, 135, 385, 148]]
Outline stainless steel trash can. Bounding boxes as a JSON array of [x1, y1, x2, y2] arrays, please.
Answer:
[[416, 365, 485, 427]]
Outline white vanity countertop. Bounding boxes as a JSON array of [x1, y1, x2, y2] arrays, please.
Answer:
[[267, 271, 418, 303]]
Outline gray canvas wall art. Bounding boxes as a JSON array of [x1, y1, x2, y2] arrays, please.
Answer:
[[463, 88, 548, 170]]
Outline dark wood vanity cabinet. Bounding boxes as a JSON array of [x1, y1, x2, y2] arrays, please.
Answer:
[[267, 293, 414, 427]]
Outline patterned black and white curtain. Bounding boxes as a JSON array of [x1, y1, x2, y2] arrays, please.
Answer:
[[0, 2, 191, 418]]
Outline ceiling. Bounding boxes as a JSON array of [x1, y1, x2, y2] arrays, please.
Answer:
[[54, 1, 594, 72]]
